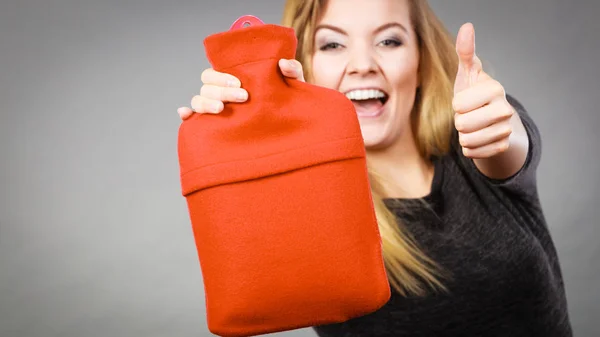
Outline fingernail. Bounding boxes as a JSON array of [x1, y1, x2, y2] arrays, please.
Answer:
[[236, 90, 247, 101], [462, 147, 470, 157], [227, 79, 239, 87], [288, 59, 296, 69], [470, 71, 478, 86], [211, 102, 221, 113]]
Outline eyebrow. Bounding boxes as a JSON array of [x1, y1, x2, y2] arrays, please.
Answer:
[[315, 22, 408, 35]]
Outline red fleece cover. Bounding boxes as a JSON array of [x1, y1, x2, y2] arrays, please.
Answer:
[[177, 22, 390, 337]]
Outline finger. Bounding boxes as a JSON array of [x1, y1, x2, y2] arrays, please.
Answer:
[[200, 68, 242, 88], [462, 138, 511, 159], [458, 118, 512, 149], [454, 100, 514, 133], [456, 23, 478, 71], [453, 78, 506, 113], [200, 84, 248, 103], [191, 95, 223, 114], [454, 23, 483, 93], [278, 58, 305, 82], [177, 106, 194, 120]]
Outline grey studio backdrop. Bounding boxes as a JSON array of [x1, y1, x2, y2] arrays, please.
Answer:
[[0, 0, 598, 336]]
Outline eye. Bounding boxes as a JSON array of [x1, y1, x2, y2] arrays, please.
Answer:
[[320, 42, 344, 51], [378, 38, 403, 48]]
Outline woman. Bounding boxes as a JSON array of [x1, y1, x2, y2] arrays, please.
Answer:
[[177, 0, 572, 336]]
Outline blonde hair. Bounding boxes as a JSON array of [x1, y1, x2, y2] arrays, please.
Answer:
[[282, 0, 459, 296]]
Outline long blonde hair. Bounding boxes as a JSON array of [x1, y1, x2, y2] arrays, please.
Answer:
[[281, 0, 459, 296]]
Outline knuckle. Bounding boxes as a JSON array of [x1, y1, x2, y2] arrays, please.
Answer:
[[217, 86, 227, 101], [191, 96, 219, 114], [201, 85, 220, 101], [232, 88, 248, 101], [286, 59, 304, 79], [285, 66, 298, 77], [203, 98, 222, 114], [452, 97, 461, 112], [505, 106, 515, 118], [454, 115, 466, 131], [462, 147, 471, 158], [288, 58, 299, 68], [221, 87, 235, 101], [498, 103, 514, 118], [190, 95, 203, 112], [200, 84, 209, 97], [497, 139, 510, 153], [222, 87, 238, 101], [493, 80, 505, 96], [494, 103, 513, 121], [200, 68, 213, 84], [459, 133, 470, 147], [224, 74, 240, 88]]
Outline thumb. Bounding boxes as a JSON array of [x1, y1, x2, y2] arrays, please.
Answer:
[[454, 23, 482, 93], [279, 58, 305, 82]]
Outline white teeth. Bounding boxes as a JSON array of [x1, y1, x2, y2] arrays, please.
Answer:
[[345, 89, 387, 101]]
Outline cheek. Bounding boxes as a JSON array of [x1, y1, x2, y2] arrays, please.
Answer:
[[380, 53, 420, 126], [380, 55, 420, 90], [310, 54, 344, 89]]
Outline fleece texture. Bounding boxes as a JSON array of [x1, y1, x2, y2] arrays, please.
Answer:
[[177, 22, 390, 337]]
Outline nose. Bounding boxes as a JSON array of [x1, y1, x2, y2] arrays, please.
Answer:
[[347, 45, 378, 76]]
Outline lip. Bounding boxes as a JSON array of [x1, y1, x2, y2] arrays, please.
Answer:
[[356, 105, 385, 118], [343, 87, 389, 118]]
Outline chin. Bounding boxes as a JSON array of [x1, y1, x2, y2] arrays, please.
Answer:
[[359, 115, 399, 151], [360, 130, 396, 151]]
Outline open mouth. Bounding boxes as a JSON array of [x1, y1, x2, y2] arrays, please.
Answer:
[[345, 89, 389, 118]]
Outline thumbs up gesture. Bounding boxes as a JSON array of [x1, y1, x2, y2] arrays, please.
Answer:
[[452, 23, 517, 159]]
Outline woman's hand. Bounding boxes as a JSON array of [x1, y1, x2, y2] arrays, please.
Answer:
[[177, 58, 305, 120], [452, 23, 529, 179]]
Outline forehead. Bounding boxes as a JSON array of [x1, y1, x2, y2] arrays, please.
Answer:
[[317, 0, 412, 31]]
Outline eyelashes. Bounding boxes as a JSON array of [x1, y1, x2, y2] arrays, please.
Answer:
[[319, 42, 343, 51], [317, 37, 404, 51], [379, 38, 403, 47]]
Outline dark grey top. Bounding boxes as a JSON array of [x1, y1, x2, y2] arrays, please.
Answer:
[[313, 96, 572, 337]]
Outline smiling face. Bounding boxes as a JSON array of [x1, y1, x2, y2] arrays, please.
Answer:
[[311, 0, 420, 150]]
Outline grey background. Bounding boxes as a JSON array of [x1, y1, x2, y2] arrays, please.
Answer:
[[0, 0, 598, 336]]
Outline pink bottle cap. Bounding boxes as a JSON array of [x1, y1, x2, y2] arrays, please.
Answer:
[[229, 15, 265, 30]]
